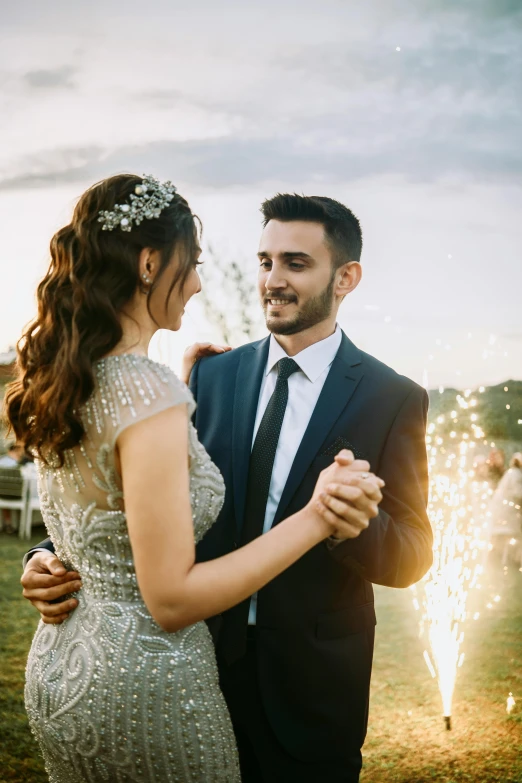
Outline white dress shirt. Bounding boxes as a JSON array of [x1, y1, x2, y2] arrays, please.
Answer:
[[248, 325, 343, 624]]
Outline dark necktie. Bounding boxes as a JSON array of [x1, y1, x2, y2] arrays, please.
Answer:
[[220, 357, 300, 664]]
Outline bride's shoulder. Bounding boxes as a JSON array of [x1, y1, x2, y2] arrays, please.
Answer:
[[93, 354, 195, 425]]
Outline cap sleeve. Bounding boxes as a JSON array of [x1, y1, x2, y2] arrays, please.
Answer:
[[86, 355, 195, 446]]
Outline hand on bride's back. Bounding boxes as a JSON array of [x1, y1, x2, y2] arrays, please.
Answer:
[[21, 550, 81, 624], [181, 343, 232, 385]]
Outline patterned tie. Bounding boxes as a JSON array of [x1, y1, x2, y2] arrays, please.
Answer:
[[220, 357, 300, 664]]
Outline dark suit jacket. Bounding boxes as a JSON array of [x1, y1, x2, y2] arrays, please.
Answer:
[[189, 332, 432, 762], [31, 332, 432, 763]]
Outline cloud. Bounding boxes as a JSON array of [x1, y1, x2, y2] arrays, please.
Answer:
[[1, 123, 521, 194], [1, 0, 520, 191], [264, 5, 522, 188], [23, 66, 77, 89], [0, 146, 103, 190], [132, 89, 191, 111]]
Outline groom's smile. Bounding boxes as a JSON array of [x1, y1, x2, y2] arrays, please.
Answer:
[[265, 296, 297, 312]]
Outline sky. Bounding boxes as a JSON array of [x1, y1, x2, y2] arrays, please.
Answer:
[[1, 0, 521, 387]]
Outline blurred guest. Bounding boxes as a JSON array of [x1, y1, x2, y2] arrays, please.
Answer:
[[473, 454, 490, 482], [0, 442, 24, 533], [487, 448, 506, 489], [0, 442, 24, 467], [489, 453, 522, 567], [470, 455, 492, 529], [21, 457, 39, 498]]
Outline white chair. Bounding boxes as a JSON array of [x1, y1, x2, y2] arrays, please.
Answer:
[[0, 466, 28, 537], [21, 464, 41, 539]]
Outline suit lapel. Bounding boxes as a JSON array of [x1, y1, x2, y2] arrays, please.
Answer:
[[273, 332, 364, 525], [232, 337, 270, 534]]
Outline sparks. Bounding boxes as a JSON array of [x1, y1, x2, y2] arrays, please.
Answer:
[[411, 389, 495, 728]]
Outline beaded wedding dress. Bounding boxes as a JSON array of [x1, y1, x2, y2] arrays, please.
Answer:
[[25, 355, 240, 783]]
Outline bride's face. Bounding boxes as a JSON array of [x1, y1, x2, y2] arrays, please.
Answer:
[[149, 246, 202, 331]]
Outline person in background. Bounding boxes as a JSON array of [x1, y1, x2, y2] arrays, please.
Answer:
[[487, 448, 506, 489], [473, 454, 490, 483], [0, 442, 24, 533], [489, 453, 522, 568], [470, 455, 492, 532], [0, 442, 24, 467]]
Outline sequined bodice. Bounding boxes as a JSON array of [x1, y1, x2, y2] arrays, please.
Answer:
[[25, 356, 240, 782], [37, 355, 225, 604]]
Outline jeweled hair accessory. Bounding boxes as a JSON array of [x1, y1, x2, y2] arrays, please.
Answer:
[[98, 175, 177, 232]]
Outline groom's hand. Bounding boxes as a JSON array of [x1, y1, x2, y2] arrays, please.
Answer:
[[21, 551, 81, 624]]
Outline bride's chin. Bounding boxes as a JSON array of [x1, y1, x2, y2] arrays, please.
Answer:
[[167, 313, 184, 332]]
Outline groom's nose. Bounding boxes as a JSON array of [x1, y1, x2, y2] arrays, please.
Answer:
[[265, 266, 288, 291]]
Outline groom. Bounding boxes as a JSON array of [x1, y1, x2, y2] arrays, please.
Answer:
[[22, 194, 432, 782]]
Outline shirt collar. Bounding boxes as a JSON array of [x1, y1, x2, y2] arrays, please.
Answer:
[[266, 325, 342, 383]]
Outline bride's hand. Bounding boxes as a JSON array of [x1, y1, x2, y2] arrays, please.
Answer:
[[310, 450, 385, 540], [181, 343, 232, 385]]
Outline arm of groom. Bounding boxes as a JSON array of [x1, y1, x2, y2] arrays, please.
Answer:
[[324, 385, 432, 587], [188, 355, 201, 403], [23, 537, 55, 566]]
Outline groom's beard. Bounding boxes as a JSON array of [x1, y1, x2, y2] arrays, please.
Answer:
[[262, 273, 335, 336]]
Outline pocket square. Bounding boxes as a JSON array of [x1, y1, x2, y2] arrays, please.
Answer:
[[319, 436, 365, 461]]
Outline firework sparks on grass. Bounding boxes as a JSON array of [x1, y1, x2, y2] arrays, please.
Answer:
[[411, 388, 495, 728], [410, 329, 522, 727]]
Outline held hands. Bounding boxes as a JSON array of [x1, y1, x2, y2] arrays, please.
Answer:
[[311, 450, 384, 541], [21, 551, 82, 625], [181, 343, 232, 385]]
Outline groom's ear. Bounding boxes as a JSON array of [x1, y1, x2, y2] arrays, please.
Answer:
[[335, 261, 362, 299]]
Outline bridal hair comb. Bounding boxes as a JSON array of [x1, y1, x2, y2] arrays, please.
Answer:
[[98, 175, 178, 232]]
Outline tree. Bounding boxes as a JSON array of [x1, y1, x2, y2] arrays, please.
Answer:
[[198, 246, 265, 346]]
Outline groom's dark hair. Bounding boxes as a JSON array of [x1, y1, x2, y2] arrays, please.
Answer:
[[260, 193, 362, 267]]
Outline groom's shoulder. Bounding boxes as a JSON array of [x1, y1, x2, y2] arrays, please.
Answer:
[[198, 337, 266, 376], [356, 345, 425, 398]]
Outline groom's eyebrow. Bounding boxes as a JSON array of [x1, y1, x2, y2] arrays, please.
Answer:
[[257, 251, 313, 261]]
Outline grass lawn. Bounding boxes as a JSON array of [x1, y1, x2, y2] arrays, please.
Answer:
[[0, 533, 48, 783], [1, 532, 521, 783], [361, 568, 522, 783]]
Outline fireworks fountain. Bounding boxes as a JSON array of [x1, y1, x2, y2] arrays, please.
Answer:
[[411, 329, 522, 728], [411, 389, 493, 729]]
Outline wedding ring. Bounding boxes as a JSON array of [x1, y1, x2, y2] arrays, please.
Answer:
[[361, 472, 369, 479]]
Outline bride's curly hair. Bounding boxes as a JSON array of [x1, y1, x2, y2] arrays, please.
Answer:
[[4, 173, 200, 466]]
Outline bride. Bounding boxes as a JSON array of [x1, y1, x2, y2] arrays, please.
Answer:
[[5, 174, 381, 782]]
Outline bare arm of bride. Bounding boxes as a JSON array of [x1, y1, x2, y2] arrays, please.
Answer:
[[119, 403, 381, 632]]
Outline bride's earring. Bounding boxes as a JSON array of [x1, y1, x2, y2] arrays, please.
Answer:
[[140, 272, 153, 294]]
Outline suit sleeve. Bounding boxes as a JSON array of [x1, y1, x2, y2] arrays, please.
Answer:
[[188, 358, 201, 418], [328, 386, 433, 587], [22, 538, 56, 569]]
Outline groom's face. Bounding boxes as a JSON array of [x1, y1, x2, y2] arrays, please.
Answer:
[[257, 220, 336, 335]]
